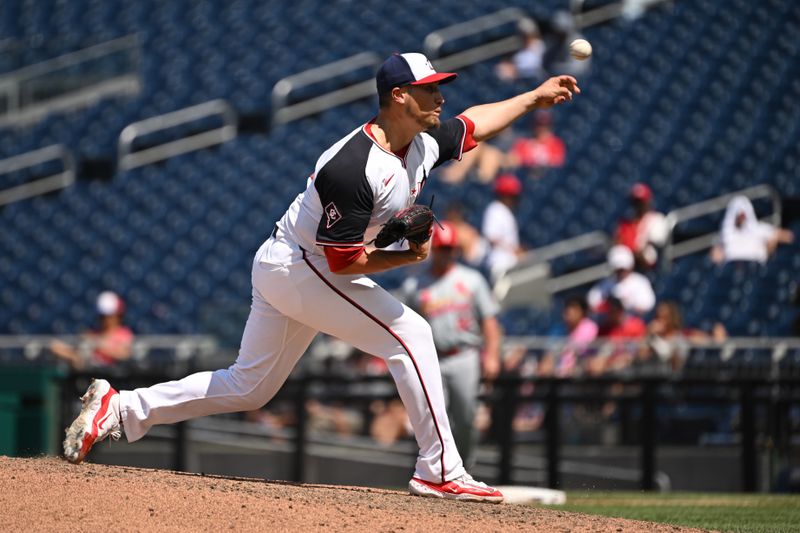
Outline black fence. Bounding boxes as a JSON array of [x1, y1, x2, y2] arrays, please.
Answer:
[[58, 369, 800, 492]]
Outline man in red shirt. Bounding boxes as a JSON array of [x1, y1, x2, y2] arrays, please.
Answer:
[[614, 183, 669, 270], [598, 296, 647, 339], [592, 296, 646, 375], [508, 111, 565, 179]]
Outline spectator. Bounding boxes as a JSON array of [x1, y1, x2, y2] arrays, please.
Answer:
[[444, 202, 488, 268], [542, 10, 592, 78], [539, 295, 599, 377], [495, 19, 545, 83], [598, 296, 647, 340], [615, 183, 669, 269], [482, 173, 523, 279], [637, 301, 729, 373], [640, 301, 690, 372], [711, 195, 794, 265], [588, 245, 656, 315], [508, 111, 566, 179], [589, 296, 647, 375], [440, 141, 508, 184], [50, 291, 134, 369], [403, 222, 502, 468]]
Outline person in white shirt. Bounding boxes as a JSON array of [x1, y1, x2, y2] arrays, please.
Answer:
[[614, 183, 669, 269], [588, 245, 656, 315], [482, 173, 523, 280], [711, 195, 794, 264]]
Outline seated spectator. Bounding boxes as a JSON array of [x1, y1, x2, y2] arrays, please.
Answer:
[[542, 10, 592, 78], [588, 245, 656, 315], [615, 183, 669, 269], [50, 291, 134, 369], [482, 174, 524, 280], [640, 301, 690, 372], [495, 19, 545, 83], [589, 296, 647, 375], [440, 141, 507, 184], [444, 202, 488, 268], [711, 195, 794, 264], [598, 296, 647, 339], [508, 111, 565, 179], [539, 295, 599, 377]]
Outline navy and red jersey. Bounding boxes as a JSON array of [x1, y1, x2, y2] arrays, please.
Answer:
[[275, 116, 477, 271]]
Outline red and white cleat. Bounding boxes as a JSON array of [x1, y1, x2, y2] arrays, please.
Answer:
[[63, 379, 122, 464], [408, 473, 504, 503]]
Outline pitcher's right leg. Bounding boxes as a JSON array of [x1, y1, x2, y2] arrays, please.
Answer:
[[119, 285, 316, 442]]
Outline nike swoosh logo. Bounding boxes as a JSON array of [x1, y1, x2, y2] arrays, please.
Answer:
[[384, 174, 395, 186]]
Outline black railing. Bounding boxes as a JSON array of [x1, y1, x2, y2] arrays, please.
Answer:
[[59, 371, 800, 492]]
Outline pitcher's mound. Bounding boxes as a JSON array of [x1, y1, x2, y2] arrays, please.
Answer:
[[0, 456, 704, 532]]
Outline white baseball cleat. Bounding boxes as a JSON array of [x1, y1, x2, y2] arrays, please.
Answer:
[[63, 379, 122, 464], [408, 473, 504, 503]]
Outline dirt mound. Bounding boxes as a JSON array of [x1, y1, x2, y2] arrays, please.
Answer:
[[0, 456, 707, 532]]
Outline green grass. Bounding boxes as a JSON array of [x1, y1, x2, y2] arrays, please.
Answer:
[[559, 491, 800, 533]]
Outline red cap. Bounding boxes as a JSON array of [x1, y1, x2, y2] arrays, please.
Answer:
[[630, 182, 652, 201], [432, 221, 458, 248], [494, 174, 522, 196]]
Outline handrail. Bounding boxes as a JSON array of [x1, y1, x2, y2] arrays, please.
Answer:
[[268, 3, 674, 127], [662, 184, 782, 268], [0, 34, 139, 85], [271, 8, 535, 127], [573, 0, 673, 28], [118, 99, 238, 170], [516, 231, 610, 268], [0, 334, 218, 363], [0, 144, 75, 206], [271, 52, 381, 126], [0, 34, 140, 122], [493, 231, 610, 309], [423, 7, 530, 59]]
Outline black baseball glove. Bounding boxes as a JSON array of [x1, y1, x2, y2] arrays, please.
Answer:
[[373, 204, 435, 248]]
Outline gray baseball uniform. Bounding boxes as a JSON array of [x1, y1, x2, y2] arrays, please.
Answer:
[[405, 263, 499, 468]]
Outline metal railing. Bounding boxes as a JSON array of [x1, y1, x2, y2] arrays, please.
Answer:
[[572, 0, 673, 27], [271, 52, 382, 126], [0, 145, 76, 206], [56, 355, 800, 492], [270, 7, 536, 127], [423, 7, 531, 71], [493, 231, 610, 309], [0, 334, 218, 366], [662, 184, 782, 268], [0, 34, 140, 126], [117, 99, 238, 170]]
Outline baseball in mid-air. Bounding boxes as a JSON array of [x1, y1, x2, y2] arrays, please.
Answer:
[[569, 39, 592, 60]]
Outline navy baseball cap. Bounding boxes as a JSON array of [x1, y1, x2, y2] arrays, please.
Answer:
[[376, 53, 458, 95]]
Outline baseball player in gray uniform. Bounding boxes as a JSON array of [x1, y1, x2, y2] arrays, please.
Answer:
[[64, 52, 580, 503], [404, 222, 501, 469]]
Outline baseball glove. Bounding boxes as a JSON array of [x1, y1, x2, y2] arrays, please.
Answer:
[[373, 204, 435, 248]]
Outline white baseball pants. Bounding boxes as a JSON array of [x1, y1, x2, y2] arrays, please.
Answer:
[[119, 237, 465, 483]]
